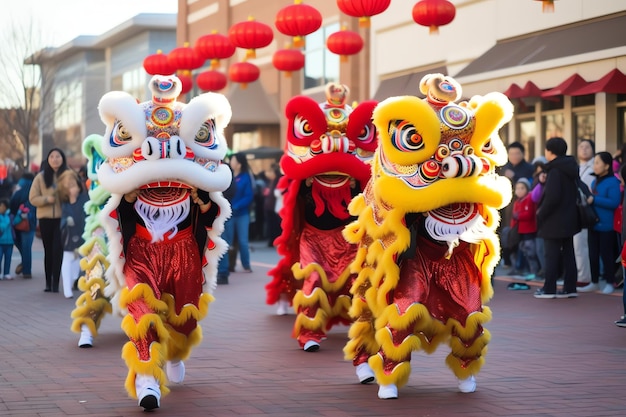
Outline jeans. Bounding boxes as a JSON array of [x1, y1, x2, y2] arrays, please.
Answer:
[[14, 230, 35, 275], [217, 213, 251, 275], [0, 244, 13, 276], [588, 229, 616, 284], [543, 237, 577, 294]]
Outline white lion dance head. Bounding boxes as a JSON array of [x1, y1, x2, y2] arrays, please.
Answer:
[[97, 74, 233, 300]]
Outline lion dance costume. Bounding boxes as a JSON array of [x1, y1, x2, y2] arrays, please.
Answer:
[[266, 83, 377, 352], [70, 134, 114, 348], [96, 75, 232, 410], [343, 74, 513, 398]]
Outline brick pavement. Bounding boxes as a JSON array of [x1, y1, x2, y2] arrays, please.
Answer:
[[0, 239, 624, 416]]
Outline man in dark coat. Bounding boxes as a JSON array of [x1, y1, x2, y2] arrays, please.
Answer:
[[534, 137, 581, 298]]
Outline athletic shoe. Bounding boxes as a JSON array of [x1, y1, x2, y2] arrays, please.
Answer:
[[533, 289, 556, 299], [578, 283, 599, 292], [303, 340, 320, 352], [556, 290, 578, 299], [165, 360, 185, 384], [135, 374, 160, 411], [355, 363, 375, 384], [614, 316, 626, 328], [601, 284, 614, 294], [458, 375, 477, 393], [4, 274, 13, 280], [378, 384, 398, 399], [78, 324, 93, 348], [276, 299, 290, 316]]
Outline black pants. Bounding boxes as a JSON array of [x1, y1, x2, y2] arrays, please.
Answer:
[[588, 229, 616, 284], [543, 236, 577, 294], [39, 218, 63, 291]]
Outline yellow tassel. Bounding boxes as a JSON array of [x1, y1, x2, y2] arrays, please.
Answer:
[[368, 353, 412, 387], [122, 342, 169, 399]]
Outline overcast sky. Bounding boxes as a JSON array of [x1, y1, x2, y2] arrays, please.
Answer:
[[6, 0, 178, 48]]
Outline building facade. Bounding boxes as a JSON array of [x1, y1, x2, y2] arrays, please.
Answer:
[[178, 0, 626, 161], [33, 14, 176, 168]]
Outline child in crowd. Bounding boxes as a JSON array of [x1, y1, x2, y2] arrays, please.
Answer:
[[59, 171, 89, 299], [0, 199, 15, 280], [511, 178, 540, 280]]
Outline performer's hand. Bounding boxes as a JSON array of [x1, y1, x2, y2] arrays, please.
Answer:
[[191, 187, 211, 213], [124, 189, 140, 203]]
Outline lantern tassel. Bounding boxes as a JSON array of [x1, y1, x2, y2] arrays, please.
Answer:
[[210, 59, 220, 70], [542, 1, 555, 13], [358, 17, 370, 29], [245, 49, 256, 60], [429, 25, 439, 35], [293, 36, 304, 49]]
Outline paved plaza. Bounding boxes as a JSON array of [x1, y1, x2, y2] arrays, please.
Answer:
[[0, 239, 624, 416]]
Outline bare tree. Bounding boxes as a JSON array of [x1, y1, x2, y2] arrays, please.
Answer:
[[0, 14, 80, 171]]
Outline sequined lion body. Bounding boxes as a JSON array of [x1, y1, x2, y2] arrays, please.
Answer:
[[96, 75, 232, 407], [265, 83, 378, 350], [343, 74, 513, 397]]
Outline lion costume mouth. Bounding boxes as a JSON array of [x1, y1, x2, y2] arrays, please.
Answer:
[[138, 186, 190, 206], [314, 174, 350, 188]]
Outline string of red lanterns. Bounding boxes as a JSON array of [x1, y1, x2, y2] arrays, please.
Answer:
[[143, 50, 175, 75], [228, 16, 274, 60], [272, 45, 305, 77], [336, 0, 391, 28], [326, 26, 364, 62], [412, 0, 456, 34], [275, 0, 322, 49]]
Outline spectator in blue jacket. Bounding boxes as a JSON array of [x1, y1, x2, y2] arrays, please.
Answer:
[[579, 151, 622, 294], [9, 173, 37, 278]]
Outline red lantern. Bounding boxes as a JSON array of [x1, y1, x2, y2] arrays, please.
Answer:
[[177, 71, 194, 95], [275, 0, 322, 48], [196, 70, 228, 92], [272, 47, 305, 77], [326, 27, 363, 62], [336, 0, 391, 28], [195, 31, 236, 70], [168, 42, 205, 71], [228, 17, 274, 60], [228, 61, 260, 89], [412, 0, 456, 35], [143, 50, 175, 75], [535, 0, 556, 13]]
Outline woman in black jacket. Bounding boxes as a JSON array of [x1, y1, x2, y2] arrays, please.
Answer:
[[534, 137, 581, 299]]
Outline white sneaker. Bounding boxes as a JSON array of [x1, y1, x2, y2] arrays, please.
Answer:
[[165, 360, 185, 384], [276, 299, 290, 315], [601, 284, 614, 294], [377, 384, 398, 399], [135, 374, 160, 411], [78, 324, 93, 348], [458, 375, 477, 393], [355, 363, 375, 384], [303, 340, 320, 352], [4, 274, 13, 280], [578, 283, 599, 292]]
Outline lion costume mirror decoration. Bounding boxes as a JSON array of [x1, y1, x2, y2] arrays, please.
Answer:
[[94, 74, 232, 410], [343, 74, 513, 399]]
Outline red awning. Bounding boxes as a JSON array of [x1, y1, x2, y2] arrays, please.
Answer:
[[569, 69, 626, 96], [541, 74, 590, 97], [503, 83, 523, 98], [504, 81, 543, 99]]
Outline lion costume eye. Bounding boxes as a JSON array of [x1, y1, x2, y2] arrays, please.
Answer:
[[293, 115, 314, 140], [482, 139, 495, 154], [390, 120, 424, 152], [111, 121, 132, 147], [195, 120, 218, 148]]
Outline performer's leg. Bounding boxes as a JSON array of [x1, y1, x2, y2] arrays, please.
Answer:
[[292, 270, 327, 351]]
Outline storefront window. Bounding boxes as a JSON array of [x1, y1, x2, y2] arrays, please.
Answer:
[[574, 112, 595, 141], [618, 107, 626, 148], [518, 119, 536, 161], [543, 113, 564, 140], [573, 94, 595, 107], [303, 23, 340, 90]]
